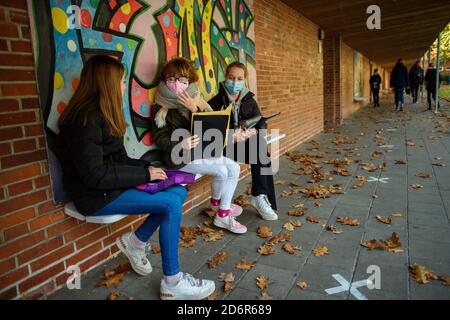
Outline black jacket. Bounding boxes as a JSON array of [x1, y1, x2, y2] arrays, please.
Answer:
[[369, 74, 382, 91], [409, 64, 424, 85], [56, 107, 151, 216], [390, 62, 409, 88], [208, 83, 266, 130], [150, 104, 191, 168], [425, 68, 438, 90]]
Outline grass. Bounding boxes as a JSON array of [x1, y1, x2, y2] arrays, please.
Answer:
[[439, 84, 450, 99]]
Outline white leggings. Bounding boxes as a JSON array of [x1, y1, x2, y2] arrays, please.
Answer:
[[181, 156, 240, 210]]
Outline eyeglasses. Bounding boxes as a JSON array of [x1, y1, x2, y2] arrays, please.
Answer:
[[166, 76, 189, 84]]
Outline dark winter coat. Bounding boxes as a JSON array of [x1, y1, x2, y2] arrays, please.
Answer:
[[390, 62, 409, 88], [150, 104, 191, 168], [425, 68, 438, 91], [369, 74, 382, 91], [409, 64, 424, 85], [56, 104, 151, 216]]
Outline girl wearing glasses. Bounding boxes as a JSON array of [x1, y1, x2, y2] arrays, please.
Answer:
[[151, 57, 247, 234]]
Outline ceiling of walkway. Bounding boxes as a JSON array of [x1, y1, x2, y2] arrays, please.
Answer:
[[281, 0, 450, 69]]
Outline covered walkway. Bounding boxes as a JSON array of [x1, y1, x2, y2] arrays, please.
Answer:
[[51, 96, 450, 300]]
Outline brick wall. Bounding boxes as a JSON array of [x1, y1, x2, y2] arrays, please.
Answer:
[[323, 34, 342, 126], [0, 0, 324, 299], [254, 0, 324, 154], [341, 41, 370, 119], [326, 39, 377, 122]]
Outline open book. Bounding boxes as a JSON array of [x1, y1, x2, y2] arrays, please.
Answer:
[[190, 103, 232, 159]]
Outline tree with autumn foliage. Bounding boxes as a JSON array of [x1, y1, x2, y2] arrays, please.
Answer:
[[430, 21, 450, 65]]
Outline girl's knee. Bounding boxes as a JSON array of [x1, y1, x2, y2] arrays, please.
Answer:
[[213, 165, 229, 180], [159, 195, 183, 217], [228, 162, 241, 179], [168, 185, 188, 203]]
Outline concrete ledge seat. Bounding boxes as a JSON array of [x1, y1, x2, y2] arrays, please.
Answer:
[[64, 202, 125, 224], [64, 133, 286, 224], [353, 96, 369, 102]]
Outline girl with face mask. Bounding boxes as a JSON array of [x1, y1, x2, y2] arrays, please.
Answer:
[[151, 58, 248, 234], [208, 62, 279, 221]]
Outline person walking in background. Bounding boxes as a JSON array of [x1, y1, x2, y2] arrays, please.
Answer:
[[424, 62, 439, 111], [390, 58, 409, 111], [369, 69, 382, 107], [409, 60, 424, 104]]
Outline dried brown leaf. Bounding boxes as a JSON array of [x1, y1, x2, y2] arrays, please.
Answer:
[[152, 246, 161, 254], [306, 216, 320, 224], [107, 291, 120, 300], [313, 246, 329, 256], [326, 225, 343, 234], [208, 290, 220, 300], [337, 216, 360, 226], [410, 263, 438, 284], [207, 251, 228, 268], [352, 176, 367, 189], [266, 233, 291, 245], [376, 215, 392, 224], [416, 172, 432, 179], [258, 291, 273, 300], [257, 226, 273, 238], [258, 244, 276, 255], [202, 208, 216, 218], [282, 243, 302, 254], [235, 259, 257, 271], [439, 276, 450, 286], [297, 281, 308, 289], [256, 275, 269, 290], [234, 195, 251, 207], [204, 229, 225, 242]]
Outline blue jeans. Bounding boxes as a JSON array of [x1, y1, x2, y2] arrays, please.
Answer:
[[92, 185, 187, 276], [394, 86, 404, 108]]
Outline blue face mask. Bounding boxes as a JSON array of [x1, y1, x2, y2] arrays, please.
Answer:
[[224, 80, 244, 95]]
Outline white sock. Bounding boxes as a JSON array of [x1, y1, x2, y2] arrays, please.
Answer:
[[164, 272, 182, 287], [130, 232, 146, 249]]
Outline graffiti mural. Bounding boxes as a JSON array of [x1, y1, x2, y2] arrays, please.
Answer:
[[27, 0, 256, 202]]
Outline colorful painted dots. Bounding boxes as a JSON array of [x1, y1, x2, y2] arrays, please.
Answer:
[[52, 8, 68, 34], [54, 72, 64, 90]]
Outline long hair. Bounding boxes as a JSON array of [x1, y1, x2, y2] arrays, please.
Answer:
[[58, 55, 127, 137]]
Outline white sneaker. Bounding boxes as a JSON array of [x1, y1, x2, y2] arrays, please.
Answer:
[[116, 233, 152, 276], [211, 203, 243, 217], [214, 214, 247, 234], [160, 272, 215, 300], [250, 194, 278, 221]]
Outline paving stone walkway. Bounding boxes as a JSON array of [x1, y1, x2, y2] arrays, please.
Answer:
[[51, 95, 450, 300]]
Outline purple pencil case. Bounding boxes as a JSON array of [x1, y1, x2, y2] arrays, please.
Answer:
[[136, 169, 196, 194]]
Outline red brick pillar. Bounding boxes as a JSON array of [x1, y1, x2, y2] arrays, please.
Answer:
[[0, 0, 67, 300], [323, 34, 342, 127]]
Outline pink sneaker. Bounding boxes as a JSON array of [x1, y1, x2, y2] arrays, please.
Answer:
[[213, 214, 247, 234], [211, 203, 243, 217]]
